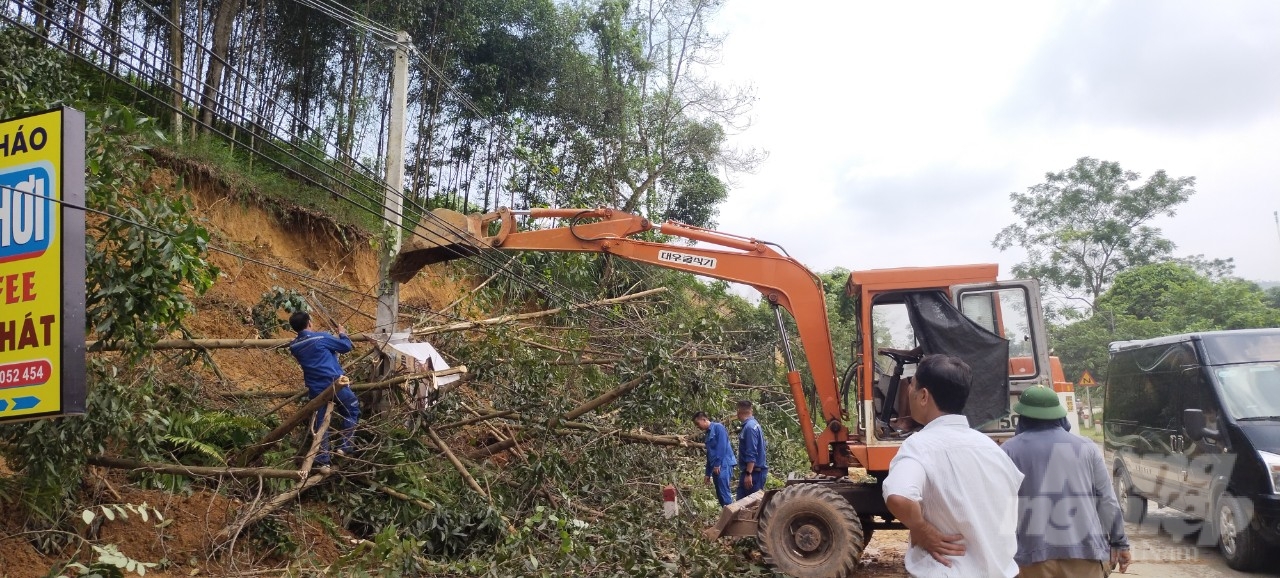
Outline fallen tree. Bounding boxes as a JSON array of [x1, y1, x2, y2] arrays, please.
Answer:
[[465, 369, 657, 459], [83, 288, 668, 351], [86, 456, 308, 480]]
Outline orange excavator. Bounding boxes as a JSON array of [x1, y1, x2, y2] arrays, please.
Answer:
[[390, 206, 1073, 578]]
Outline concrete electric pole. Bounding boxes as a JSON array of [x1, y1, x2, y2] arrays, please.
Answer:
[[375, 31, 410, 337]]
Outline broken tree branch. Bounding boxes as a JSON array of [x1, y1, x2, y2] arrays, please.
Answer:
[[436, 409, 519, 431], [466, 370, 655, 459], [223, 368, 467, 400], [233, 382, 340, 467], [562, 371, 654, 422], [85, 336, 374, 351], [414, 267, 504, 324], [370, 481, 435, 511], [297, 401, 334, 475], [411, 287, 668, 337], [534, 353, 746, 366], [87, 289, 666, 352], [215, 470, 330, 543], [264, 391, 305, 416], [426, 428, 489, 501], [443, 407, 702, 449], [87, 456, 306, 480], [508, 421, 703, 448]]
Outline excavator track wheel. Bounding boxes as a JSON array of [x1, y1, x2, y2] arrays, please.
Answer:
[[757, 483, 864, 578]]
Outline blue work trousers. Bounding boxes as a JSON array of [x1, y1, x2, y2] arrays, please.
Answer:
[[311, 384, 360, 464], [737, 467, 767, 501], [711, 466, 734, 506]]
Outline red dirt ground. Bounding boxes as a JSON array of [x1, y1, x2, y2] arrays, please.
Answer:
[[0, 165, 469, 575]]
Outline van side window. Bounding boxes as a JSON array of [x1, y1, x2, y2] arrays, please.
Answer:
[[1139, 372, 1180, 430], [1107, 347, 1178, 429], [1184, 367, 1223, 435]]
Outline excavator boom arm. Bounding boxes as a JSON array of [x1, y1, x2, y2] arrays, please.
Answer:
[[395, 207, 850, 473]]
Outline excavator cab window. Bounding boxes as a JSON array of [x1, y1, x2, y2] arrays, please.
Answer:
[[952, 280, 1051, 391], [871, 301, 917, 375], [869, 289, 1017, 433], [958, 287, 1038, 374], [869, 294, 924, 436]]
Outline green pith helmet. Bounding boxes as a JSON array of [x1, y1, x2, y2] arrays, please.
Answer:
[[1013, 385, 1067, 420]]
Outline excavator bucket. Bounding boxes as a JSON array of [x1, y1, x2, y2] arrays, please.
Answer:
[[703, 490, 767, 540], [390, 208, 488, 282]]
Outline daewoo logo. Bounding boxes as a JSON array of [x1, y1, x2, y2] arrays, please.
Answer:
[[658, 250, 717, 269], [0, 164, 55, 263]]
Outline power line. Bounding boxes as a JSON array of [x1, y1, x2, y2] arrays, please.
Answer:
[[0, 181, 373, 299], [4, 6, 726, 358]]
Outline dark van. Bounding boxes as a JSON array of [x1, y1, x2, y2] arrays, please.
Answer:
[[1105, 329, 1280, 571]]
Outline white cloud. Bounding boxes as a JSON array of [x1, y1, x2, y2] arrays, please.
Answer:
[[705, 0, 1280, 286]]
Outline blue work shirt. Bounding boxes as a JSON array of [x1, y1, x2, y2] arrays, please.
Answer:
[[289, 329, 353, 392], [738, 416, 767, 471], [1002, 424, 1128, 566], [704, 422, 737, 476]]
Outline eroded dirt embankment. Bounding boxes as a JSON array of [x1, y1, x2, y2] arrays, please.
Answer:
[[0, 159, 469, 576]]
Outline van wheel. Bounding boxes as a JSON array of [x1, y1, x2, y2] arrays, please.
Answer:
[[1217, 491, 1265, 571], [758, 483, 864, 578], [1114, 465, 1147, 524]]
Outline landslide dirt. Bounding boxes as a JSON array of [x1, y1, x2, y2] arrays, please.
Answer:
[[0, 163, 469, 575]]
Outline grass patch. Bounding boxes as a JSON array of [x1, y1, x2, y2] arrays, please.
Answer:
[[162, 134, 389, 235]]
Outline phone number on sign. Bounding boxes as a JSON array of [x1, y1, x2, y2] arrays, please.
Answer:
[[0, 359, 52, 388]]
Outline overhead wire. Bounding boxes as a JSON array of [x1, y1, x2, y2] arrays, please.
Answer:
[[0, 182, 667, 358], [19, 2, 530, 291], [5, 4, 744, 360], [147, 2, 643, 325]]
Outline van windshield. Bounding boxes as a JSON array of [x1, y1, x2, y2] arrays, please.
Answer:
[[1215, 363, 1280, 420]]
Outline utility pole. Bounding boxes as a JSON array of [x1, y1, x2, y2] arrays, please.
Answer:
[[375, 31, 410, 337]]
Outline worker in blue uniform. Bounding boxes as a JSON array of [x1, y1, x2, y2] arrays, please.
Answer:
[[694, 411, 737, 506], [288, 311, 359, 470], [736, 399, 768, 500]]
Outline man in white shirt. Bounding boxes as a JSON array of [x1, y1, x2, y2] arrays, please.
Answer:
[[882, 354, 1024, 577]]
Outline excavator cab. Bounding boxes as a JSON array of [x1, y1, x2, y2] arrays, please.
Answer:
[[854, 274, 1053, 444]]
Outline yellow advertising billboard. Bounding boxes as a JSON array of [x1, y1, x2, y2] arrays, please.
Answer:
[[0, 107, 86, 422]]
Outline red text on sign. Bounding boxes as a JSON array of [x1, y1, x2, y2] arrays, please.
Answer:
[[0, 359, 51, 388]]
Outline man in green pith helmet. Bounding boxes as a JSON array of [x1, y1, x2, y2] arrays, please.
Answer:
[[1003, 385, 1132, 577]]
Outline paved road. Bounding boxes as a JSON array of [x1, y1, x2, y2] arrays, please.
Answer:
[[840, 439, 1279, 576], [856, 505, 1280, 577], [1120, 505, 1279, 578]]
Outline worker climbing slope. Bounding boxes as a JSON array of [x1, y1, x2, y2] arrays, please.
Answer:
[[288, 311, 360, 471]]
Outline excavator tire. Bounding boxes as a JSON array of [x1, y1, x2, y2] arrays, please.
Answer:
[[757, 483, 864, 578]]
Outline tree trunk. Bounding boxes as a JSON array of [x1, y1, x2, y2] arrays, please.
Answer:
[[106, 0, 125, 74], [70, 0, 88, 55], [334, 32, 353, 159], [342, 33, 364, 165], [190, 0, 205, 141], [199, 0, 241, 132], [32, 0, 51, 38], [169, 0, 184, 142], [87, 455, 305, 480]]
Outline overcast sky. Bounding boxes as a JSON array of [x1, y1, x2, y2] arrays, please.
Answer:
[[706, 0, 1280, 286]]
